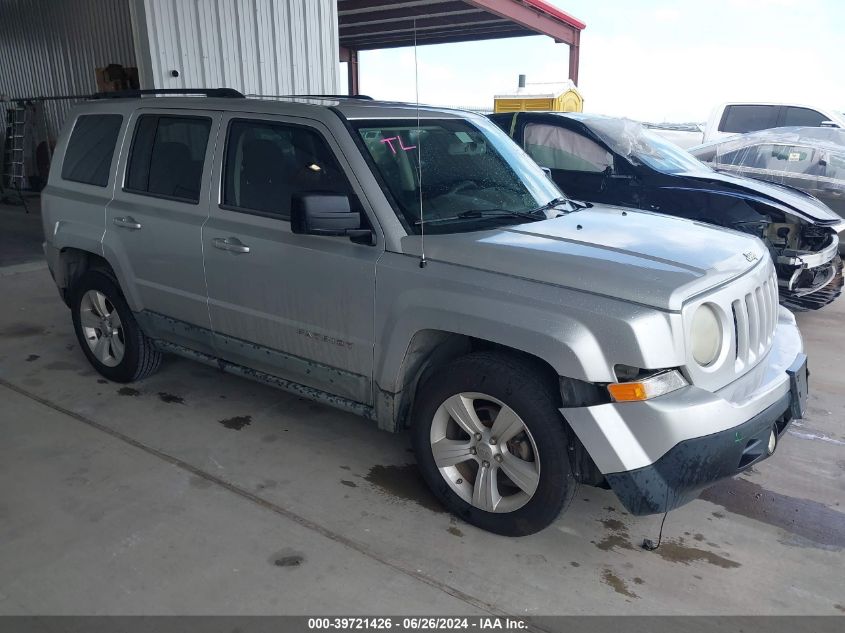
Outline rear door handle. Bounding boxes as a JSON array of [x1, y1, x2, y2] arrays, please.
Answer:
[[212, 237, 251, 254], [113, 216, 142, 230]]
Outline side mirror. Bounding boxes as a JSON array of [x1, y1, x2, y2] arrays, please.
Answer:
[[290, 194, 373, 244]]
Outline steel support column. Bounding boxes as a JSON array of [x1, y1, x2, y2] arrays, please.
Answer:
[[340, 46, 360, 96], [568, 33, 580, 86]]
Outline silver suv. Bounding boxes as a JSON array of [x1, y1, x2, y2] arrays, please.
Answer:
[[42, 90, 808, 535]]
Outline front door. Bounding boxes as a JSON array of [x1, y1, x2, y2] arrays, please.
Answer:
[[520, 121, 633, 205], [202, 114, 381, 405]]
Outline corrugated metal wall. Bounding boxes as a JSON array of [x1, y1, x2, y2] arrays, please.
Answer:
[[134, 0, 340, 96], [0, 0, 136, 139]]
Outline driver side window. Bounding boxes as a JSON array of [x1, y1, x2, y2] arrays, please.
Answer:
[[523, 123, 613, 173], [222, 119, 351, 220]]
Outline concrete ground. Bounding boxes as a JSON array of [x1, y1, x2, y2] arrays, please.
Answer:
[[0, 198, 43, 267], [1, 256, 844, 616]]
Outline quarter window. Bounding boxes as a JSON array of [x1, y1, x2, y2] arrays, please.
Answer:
[[125, 115, 211, 203], [222, 119, 351, 219], [61, 114, 123, 187]]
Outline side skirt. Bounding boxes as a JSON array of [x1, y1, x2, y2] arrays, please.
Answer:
[[154, 339, 377, 422]]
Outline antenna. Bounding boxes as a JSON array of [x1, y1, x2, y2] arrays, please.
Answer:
[[414, 18, 426, 269]]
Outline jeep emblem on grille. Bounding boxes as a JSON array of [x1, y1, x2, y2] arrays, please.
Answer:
[[743, 251, 758, 262]]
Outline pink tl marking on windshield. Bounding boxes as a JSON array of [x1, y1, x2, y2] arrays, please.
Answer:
[[380, 136, 417, 154]]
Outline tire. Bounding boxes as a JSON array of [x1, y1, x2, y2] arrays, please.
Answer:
[[70, 269, 162, 383], [411, 351, 574, 536]]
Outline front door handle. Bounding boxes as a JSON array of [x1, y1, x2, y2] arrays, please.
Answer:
[[113, 216, 142, 230], [212, 237, 251, 254]]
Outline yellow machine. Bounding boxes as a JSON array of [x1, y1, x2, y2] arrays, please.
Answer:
[[493, 75, 583, 113]]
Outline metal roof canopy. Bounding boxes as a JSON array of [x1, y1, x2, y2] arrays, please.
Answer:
[[338, 0, 585, 94]]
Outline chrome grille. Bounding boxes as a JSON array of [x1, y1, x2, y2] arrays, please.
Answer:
[[732, 271, 778, 370]]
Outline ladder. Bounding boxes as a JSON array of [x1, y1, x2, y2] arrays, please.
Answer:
[[1, 103, 29, 209]]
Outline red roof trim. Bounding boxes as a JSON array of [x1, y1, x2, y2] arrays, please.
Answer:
[[522, 0, 586, 31]]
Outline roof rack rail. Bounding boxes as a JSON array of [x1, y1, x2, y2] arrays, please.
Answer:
[[91, 88, 245, 100], [271, 94, 374, 101]]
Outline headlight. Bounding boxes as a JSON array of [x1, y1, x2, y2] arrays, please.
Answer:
[[691, 303, 722, 366]]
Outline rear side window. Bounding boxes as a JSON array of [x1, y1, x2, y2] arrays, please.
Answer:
[[720, 105, 779, 134], [61, 114, 123, 187], [125, 115, 211, 203], [782, 107, 828, 128], [222, 119, 351, 220]]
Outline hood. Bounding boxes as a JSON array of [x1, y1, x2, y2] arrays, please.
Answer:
[[679, 170, 842, 226], [402, 206, 767, 311]]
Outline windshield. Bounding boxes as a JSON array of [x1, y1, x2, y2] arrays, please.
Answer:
[[585, 117, 710, 175], [353, 116, 564, 234]]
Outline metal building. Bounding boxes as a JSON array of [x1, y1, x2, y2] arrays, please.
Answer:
[[0, 0, 340, 139], [0, 0, 137, 139], [130, 0, 339, 97], [1, 0, 584, 148]]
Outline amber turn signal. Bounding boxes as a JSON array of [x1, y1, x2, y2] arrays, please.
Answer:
[[607, 370, 688, 402], [607, 382, 648, 402]]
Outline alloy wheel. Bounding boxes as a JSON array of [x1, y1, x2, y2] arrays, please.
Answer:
[[79, 289, 125, 367], [429, 392, 541, 513]]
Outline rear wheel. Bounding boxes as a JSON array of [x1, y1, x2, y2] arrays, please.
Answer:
[[71, 270, 162, 382], [412, 352, 574, 536]]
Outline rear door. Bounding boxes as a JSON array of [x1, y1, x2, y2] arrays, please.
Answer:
[[201, 113, 380, 405], [105, 108, 220, 353]]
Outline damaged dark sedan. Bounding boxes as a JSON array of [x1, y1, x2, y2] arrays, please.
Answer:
[[490, 112, 845, 310], [689, 126, 845, 222]]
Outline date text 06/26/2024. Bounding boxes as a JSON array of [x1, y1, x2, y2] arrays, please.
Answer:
[[307, 617, 528, 630]]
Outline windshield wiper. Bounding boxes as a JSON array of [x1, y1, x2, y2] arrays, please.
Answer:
[[413, 197, 576, 226], [566, 199, 593, 211], [531, 196, 570, 214], [414, 208, 549, 226]]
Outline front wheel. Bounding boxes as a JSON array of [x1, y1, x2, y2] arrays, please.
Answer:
[[411, 352, 574, 536]]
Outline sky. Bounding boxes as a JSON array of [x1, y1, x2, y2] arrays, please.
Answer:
[[355, 0, 845, 123]]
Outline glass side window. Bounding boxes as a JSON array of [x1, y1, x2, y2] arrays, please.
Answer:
[[222, 119, 351, 220], [712, 146, 755, 168], [352, 117, 561, 235], [61, 114, 123, 187], [125, 115, 211, 203], [720, 105, 779, 134], [782, 107, 828, 128], [523, 123, 613, 172], [748, 144, 818, 174]]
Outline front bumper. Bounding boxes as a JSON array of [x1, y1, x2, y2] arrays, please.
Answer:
[[562, 307, 805, 515], [604, 389, 795, 515]]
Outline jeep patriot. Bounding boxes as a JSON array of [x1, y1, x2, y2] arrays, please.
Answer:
[[41, 90, 808, 535]]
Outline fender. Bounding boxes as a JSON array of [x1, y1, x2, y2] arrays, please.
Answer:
[[371, 253, 685, 430]]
